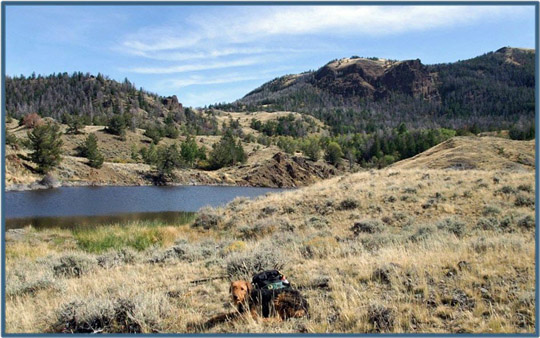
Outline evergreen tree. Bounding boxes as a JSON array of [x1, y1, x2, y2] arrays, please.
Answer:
[[82, 133, 104, 168], [209, 130, 246, 169], [156, 144, 182, 181], [66, 115, 84, 134], [28, 123, 63, 173], [106, 115, 126, 140], [144, 124, 163, 144], [140, 143, 158, 165]]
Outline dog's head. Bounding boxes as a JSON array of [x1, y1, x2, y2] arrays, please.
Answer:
[[230, 280, 252, 306]]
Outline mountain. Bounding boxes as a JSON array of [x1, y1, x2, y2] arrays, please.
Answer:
[[227, 47, 535, 133]]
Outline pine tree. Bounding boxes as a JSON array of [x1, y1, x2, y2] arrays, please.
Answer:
[[66, 115, 84, 134], [156, 144, 182, 181], [82, 133, 104, 168], [144, 124, 163, 144], [106, 115, 126, 140], [209, 130, 246, 169], [28, 123, 63, 173]]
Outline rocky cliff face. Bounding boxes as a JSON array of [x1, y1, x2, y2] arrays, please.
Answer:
[[311, 58, 439, 102]]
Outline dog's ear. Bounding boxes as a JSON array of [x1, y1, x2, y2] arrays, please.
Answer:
[[246, 281, 253, 292]]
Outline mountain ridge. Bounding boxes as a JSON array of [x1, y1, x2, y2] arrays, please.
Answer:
[[222, 47, 535, 133]]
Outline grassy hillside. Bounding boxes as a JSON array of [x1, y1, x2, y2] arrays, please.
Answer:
[[5, 136, 535, 334], [5, 115, 340, 189], [391, 136, 535, 171]]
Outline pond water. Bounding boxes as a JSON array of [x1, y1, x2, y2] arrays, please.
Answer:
[[4, 185, 287, 229]]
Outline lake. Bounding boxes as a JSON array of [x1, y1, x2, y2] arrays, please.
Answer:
[[4, 185, 287, 229]]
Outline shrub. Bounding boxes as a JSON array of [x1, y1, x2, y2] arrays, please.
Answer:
[[53, 294, 170, 333], [517, 215, 535, 230], [367, 304, 395, 332], [191, 207, 223, 230], [499, 215, 514, 231], [517, 184, 533, 193], [51, 253, 97, 278], [261, 205, 278, 215], [314, 199, 335, 215], [301, 136, 321, 161], [324, 141, 343, 166], [498, 185, 516, 195], [28, 122, 63, 173], [305, 216, 329, 229], [6, 263, 65, 297], [409, 226, 433, 242], [225, 244, 288, 279], [515, 194, 534, 208], [147, 240, 215, 264], [351, 219, 383, 235], [97, 248, 138, 269], [437, 217, 467, 238], [402, 187, 417, 194], [6, 131, 19, 149], [21, 113, 43, 128], [476, 217, 500, 231], [338, 198, 359, 210], [371, 264, 401, 285], [482, 205, 501, 216]]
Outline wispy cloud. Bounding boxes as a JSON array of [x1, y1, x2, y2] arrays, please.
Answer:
[[163, 74, 266, 87], [123, 57, 263, 74], [123, 47, 309, 62], [120, 6, 525, 54]]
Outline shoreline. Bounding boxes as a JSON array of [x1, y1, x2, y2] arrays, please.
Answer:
[[5, 179, 296, 192]]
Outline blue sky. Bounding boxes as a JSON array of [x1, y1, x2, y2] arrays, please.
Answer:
[[5, 4, 536, 107]]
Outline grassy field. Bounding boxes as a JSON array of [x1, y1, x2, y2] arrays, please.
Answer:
[[4, 160, 535, 333]]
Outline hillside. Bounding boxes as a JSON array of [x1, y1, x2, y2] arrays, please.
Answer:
[[225, 47, 535, 133], [391, 136, 535, 171], [5, 73, 221, 135], [5, 136, 535, 333], [5, 117, 340, 190]]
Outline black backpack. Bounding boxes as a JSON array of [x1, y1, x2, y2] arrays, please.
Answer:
[[252, 270, 291, 290]]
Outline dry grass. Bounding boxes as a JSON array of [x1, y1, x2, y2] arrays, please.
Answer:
[[5, 164, 535, 334], [391, 136, 534, 171]]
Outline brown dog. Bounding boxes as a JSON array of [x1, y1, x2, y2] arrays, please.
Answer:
[[230, 280, 308, 320], [230, 280, 257, 318]]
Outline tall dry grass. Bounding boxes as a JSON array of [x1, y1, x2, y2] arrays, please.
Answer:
[[5, 168, 535, 333]]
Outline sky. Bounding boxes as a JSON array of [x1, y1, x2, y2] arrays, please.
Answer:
[[5, 4, 536, 107]]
